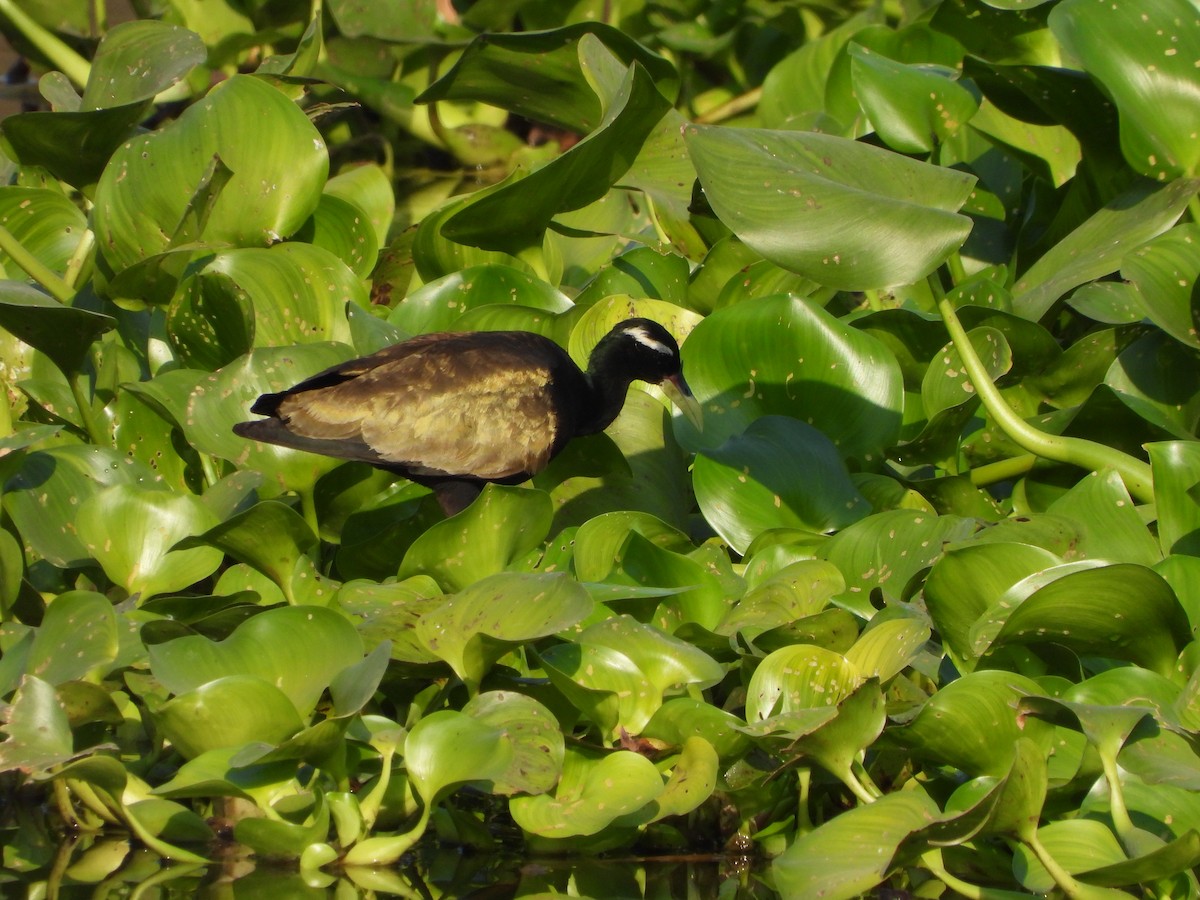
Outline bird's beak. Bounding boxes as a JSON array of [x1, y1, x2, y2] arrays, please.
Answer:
[[662, 373, 703, 431]]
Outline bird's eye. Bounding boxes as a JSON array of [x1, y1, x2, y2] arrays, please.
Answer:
[[626, 326, 674, 356]]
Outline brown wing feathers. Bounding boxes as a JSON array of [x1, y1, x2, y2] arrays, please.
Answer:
[[236, 332, 567, 481]]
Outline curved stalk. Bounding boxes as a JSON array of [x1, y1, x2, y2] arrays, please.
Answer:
[[694, 86, 762, 125], [934, 277, 1154, 503], [0, 225, 75, 303], [0, 0, 91, 89]]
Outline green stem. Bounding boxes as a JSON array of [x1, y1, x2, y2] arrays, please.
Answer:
[[0, 225, 75, 303], [968, 453, 1038, 486], [796, 767, 813, 831], [1188, 192, 1200, 226], [0, 0, 91, 89], [934, 275, 1155, 503], [62, 228, 95, 292], [1025, 828, 1089, 899], [68, 372, 106, 446], [921, 849, 984, 900], [1099, 751, 1137, 849], [840, 766, 876, 805], [694, 86, 762, 125], [946, 251, 967, 286], [300, 485, 320, 539]]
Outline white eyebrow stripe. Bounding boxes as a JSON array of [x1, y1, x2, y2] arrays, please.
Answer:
[[627, 326, 674, 355]]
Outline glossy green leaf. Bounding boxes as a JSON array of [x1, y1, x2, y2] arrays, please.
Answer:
[[388, 265, 571, 335], [849, 44, 979, 154], [442, 60, 671, 254], [921, 327, 1012, 418], [170, 243, 360, 369], [76, 485, 222, 600], [400, 485, 553, 591], [746, 644, 860, 724], [3, 445, 161, 568], [155, 675, 305, 759], [539, 640, 656, 738], [896, 670, 1050, 777], [181, 344, 355, 493], [460, 691, 565, 796], [81, 20, 205, 109], [293, 194, 379, 281], [0, 675, 74, 772], [417, 23, 677, 134], [21, 592, 117, 686], [970, 563, 1191, 676], [773, 789, 940, 900], [0, 281, 114, 376], [693, 416, 871, 554], [573, 616, 724, 696], [1049, 0, 1200, 180], [844, 617, 930, 682], [182, 500, 317, 593], [93, 75, 328, 273], [718, 559, 846, 640], [677, 294, 905, 458], [685, 125, 975, 290], [404, 709, 515, 803], [925, 542, 1062, 670], [148, 605, 364, 716], [1122, 224, 1200, 350], [1012, 178, 1199, 320], [1149, 441, 1200, 557], [509, 747, 664, 838], [0, 187, 88, 279], [1045, 469, 1160, 565], [819, 509, 976, 615], [642, 698, 751, 760], [415, 572, 591, 691]]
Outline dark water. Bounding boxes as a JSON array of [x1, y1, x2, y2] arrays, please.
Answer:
[[0, 836, 777, 898]]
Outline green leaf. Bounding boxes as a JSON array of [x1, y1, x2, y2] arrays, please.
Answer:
[[684, 125, 976, 290], [1012, 178, 1199, 320], [693, 416, 870, 554], [417, 23, 677, 134], [181, 343, 355, 493], [404, 709, 515, 804], [441, 59, 672, 254], [970, 563, 1191, 676], [415, 572, 591, 691], [461, 691, 565, 796], [25, 592, 117, 686], [509, 746, 664, 838], [1049, 0, 1200, 180], [76, 485, 222, 600], [844, 617, 930, 682], [1122, 224, 1200, 350], [773, 789, 940, 900], [677, 294, 905, 459], [0, 282, 113, 376], [896, 670, 1050, 777], [93, 75, 328, 274], [81, 21, 205, 109], [0, 187, 89, 278], [1149, 441, 1200, 557], [921, 327, 1012, 418], [848, 44, 979, 154], [399, 484, 553, 592], [148, 605, 364, 717], [1045, 469, 1161, 565], [183, 500, 317, 592], [388, 265, 571, 335], [746, 644, 860, 724], [0, 675, 74, 773], [926, 542, 1063, 670], [154, 675, 305, 759]]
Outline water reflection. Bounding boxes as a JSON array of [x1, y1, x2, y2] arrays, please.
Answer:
[[5, 837, 778, 898]]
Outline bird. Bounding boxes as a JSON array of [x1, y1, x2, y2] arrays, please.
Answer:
[[233, 318, 703, 515]]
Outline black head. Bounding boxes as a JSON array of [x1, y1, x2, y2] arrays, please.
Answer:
[[588, 318, 684, 385]]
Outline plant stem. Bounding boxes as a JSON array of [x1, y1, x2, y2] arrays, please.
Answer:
[[63, 229, 96, 292], [1099, 751, 1137, 849], [0, 0, 92, 89], [0, 225, 76, 303], [68, 372, 106, 446], [933, 275, 1155, 503], [946, 251, 967, 286], [968, 453, 1037, 486], [1025, 828, 1089, 899], [694, 86, 763, 125]]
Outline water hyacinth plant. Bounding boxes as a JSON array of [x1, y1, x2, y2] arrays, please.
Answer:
[[0, 0, 1199, 896]]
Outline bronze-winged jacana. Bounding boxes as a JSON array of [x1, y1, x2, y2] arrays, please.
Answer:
[[233, 318, 703, 514]]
